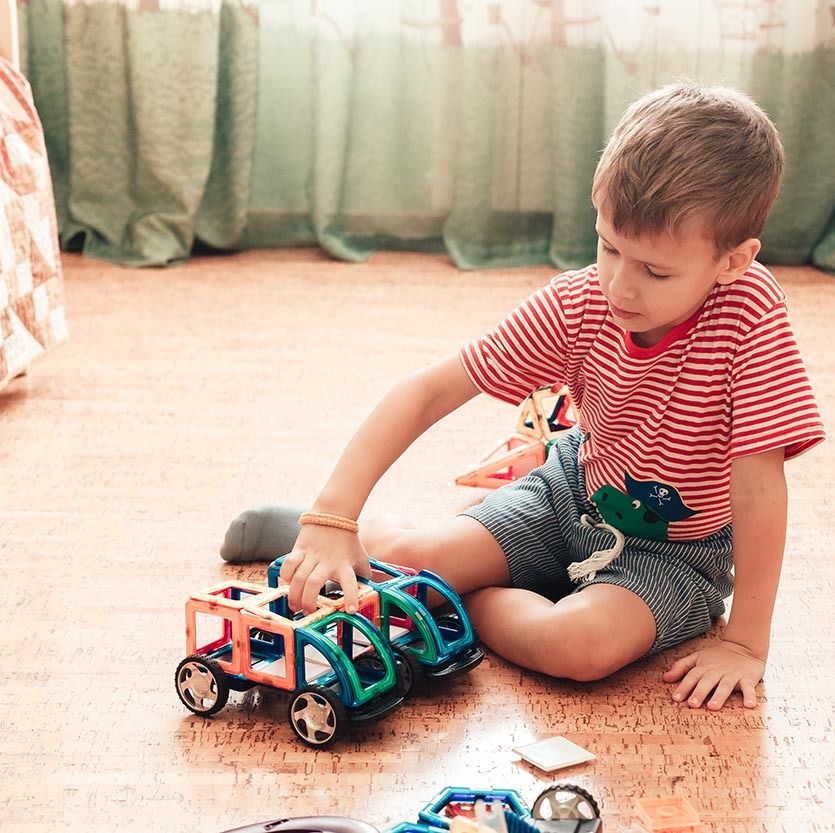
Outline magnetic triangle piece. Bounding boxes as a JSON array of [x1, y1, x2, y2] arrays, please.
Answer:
[[532, 384, 577, 440], [515, 394, 545, 440], [455, 435, 545, 489]]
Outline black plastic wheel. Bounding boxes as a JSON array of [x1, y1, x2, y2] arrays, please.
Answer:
[[175, 655, 230, 717], [288, 685, 347, 748], [354, 652, 392, 688], [532, 783, 600, 821], [321, 580, 344, 601], [391, 644, 423, 698], [434, 612, 463, 636]]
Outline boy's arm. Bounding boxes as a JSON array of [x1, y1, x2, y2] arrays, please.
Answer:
[[663, 447, 787, 709], [281, 353, 480, 614]]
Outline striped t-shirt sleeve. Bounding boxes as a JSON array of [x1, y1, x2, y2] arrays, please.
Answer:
[[729, 301, 825, 461], [459, 272, 583, 405]]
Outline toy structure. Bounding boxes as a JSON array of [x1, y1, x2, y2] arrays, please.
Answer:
[[393, 784, 601, 833], [267, 557, 485, 691], [174, 579, 409, 747], [455, 385, 577, 489], [218, 785, 602, 833], [176, 555, 484, 746], [417, 787, 531, 826]]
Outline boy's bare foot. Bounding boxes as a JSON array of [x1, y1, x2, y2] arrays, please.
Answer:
[[219, 504, 304, 562]]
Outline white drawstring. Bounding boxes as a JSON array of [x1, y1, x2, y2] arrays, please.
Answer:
[[567, 514, 626, 582]]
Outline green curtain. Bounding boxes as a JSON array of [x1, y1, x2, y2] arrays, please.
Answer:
[[19, 0, 835, 270]]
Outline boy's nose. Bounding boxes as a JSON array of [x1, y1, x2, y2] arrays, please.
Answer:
[[609, 266, 638, 301]]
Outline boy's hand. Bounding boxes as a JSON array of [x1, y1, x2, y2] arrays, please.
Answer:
[[279, 525, 372, 615], [662, 639, 765, 710]]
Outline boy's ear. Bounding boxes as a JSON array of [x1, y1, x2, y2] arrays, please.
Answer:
[[715, 238, 761, 285]]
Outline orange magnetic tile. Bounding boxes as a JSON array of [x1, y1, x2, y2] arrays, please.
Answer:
[[635, 796, 700, 831]]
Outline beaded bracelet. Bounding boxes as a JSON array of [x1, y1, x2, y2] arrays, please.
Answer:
[[298, 511, 359, 534]]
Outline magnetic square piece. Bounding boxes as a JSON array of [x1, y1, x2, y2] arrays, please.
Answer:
[[511, 736, 595, 772], [635, 796, 700, 830]]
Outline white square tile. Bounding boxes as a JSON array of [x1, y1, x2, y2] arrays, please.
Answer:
[[512, 735, 595, 772]]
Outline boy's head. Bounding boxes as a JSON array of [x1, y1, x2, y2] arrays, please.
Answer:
[[592, 80, 784, 255]]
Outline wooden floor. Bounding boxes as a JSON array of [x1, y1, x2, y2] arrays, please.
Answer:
[[1, 250, 833, 833]]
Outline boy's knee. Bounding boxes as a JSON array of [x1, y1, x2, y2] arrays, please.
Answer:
[[560, 645, 620, 681], [540, 611, 640, 681], [553, 633, 622, 681]]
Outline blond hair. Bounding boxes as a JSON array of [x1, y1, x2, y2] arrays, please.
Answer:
[[591, 80, 784, 253]]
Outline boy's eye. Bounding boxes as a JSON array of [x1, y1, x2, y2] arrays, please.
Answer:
[[598, 238, 671, 278]]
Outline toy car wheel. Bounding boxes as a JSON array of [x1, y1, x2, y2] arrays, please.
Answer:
[[322, 580, 344, 601], [175, 655, 230, 717], [434, 612, 463, 636], [532, 783, 600, 821], [288, 685, 346, 748], [391, 645, 423, 698]]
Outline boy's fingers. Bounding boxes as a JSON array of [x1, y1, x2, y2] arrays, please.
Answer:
[[707, 677, 736, 710], [672, 666, 702, 701], [279, 551, 304, 584], [354, 557, 372, 580], [687, 671, 722, 708], [287, 557, 317, 611], [664, 652, 698, 682], [301, 565, 330, 613], [740, 677, 758, 708], [337, 565, 360, 613]]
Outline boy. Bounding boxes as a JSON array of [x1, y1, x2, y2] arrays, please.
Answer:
[[222, 81, 824, 710]]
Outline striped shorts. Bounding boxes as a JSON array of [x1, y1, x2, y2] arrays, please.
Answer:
[[462, 426, 735, 655]]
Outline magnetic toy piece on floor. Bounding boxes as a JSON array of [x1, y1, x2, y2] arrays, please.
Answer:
[[418, 788, 532, 827], [454, 433, 547, 490], [512, 736, 596, 772], [220, 817, 379, 833], [174, 579, 409, 748], [634, 796, 700, 830], [516, 385, 577, 442], [530, 784, 601, 830], [268, 556, 485, 693], [220, 783, 602, 833], [455, 385, 576, 489], [414, 784, 601, 832]]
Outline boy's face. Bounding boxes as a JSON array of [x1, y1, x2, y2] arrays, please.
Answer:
[[595, 212, 740, 347]]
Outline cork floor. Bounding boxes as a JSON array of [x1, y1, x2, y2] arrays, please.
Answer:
[[1, 250, 833, 833]]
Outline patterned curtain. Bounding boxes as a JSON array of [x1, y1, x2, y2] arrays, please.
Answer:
[[0, 56, 67, 391], [19, 0, 835, 270]]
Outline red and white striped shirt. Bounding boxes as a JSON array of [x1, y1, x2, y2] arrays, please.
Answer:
[[461, 263, 825, 540]]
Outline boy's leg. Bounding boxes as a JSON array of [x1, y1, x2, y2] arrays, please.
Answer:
[[464, 583, 656, 681], [362, 512, 656, 681], [220, 505, 657, 680], [220, 505, 511, 594], [360, 514, 512, 595]]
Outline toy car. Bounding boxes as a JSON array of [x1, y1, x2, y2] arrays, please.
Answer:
[[174, 580, 408, 747], [267, 557, 484, 692]]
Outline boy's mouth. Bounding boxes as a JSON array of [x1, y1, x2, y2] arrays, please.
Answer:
[[609, 302, 640, 319]]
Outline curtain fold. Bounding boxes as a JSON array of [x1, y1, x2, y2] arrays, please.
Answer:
[[19, 0, 835, 271]]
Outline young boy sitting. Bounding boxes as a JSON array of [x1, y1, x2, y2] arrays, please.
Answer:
[[221, 81, 825, 711]]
